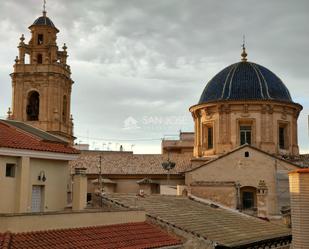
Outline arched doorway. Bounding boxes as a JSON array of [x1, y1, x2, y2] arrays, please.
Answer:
[[26, 91, 40, 121], [240, 186, 257, 210]]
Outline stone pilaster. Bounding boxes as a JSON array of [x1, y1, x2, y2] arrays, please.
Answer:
[[15, 156, 31, 213]]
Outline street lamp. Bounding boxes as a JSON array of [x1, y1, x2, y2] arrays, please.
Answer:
[[97, 156, 104, 195], [161, 156, 176, 186]]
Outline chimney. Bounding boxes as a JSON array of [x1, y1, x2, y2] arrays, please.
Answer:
[[72, 167, 87, 211], [289, 168, 309, 248]]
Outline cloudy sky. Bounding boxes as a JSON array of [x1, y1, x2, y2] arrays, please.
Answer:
[[0, 0, 308, 153]]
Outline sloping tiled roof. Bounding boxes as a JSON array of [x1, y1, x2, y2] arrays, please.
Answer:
[[0, 222, 181, 249], [0, 233, 6, 248], [287, 153, 309, 167], [70, 151, 192, 175], [105, 194, 291, 248], [0, 120, 78, 154], [33, 15, 56, 28], [29, 12, 59, 31]]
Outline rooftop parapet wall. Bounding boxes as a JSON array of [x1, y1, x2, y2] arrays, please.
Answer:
[[0, 209, 145, 233], [12, 63, 71, 79]]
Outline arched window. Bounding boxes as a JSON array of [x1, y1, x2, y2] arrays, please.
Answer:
[[37, 34, 44, 45], [37, 54, 43, 64], [25, 53, 30, 64], [62, 95, 67, 122], [26, 91, 40, 121]]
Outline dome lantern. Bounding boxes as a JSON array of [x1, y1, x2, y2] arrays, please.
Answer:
[[241, 44, 247, 62]]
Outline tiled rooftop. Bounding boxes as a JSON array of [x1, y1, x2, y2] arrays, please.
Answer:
[[0, 233, 8, 248], [288, 154, 309, 167], [33, 15, 56, 29], [105, 194, 291, 248], [70, 151, 192, 175], [0, 222, 181, 249], [0, 120, 78, 154]]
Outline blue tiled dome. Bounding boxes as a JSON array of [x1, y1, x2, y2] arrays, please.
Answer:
[[198, 61, 293, 104], [30, 13, 57, 29]]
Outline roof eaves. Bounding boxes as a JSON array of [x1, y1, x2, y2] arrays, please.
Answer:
[[219, 234, 292, 249]]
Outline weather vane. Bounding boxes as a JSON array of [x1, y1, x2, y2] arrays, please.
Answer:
[[241, 35, 248, 62], [43, 0, 46, 12], [242, 35, 245, 50]]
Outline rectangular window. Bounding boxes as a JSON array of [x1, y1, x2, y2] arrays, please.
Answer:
[[31, 185, 43, 212], [87, 193, 92, 203], [242, 191, 254, 209], [6, 164, 16, 177], [240, 126, 251, 145], [37, 54, 43, 64], [37, 34, 44, 45], [207, 127, 213, 149], [279, 126, 285, 149]]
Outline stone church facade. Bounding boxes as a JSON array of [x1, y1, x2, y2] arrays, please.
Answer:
[[9, 10, 74, 143]]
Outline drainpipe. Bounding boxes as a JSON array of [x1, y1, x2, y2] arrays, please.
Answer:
[[235, 182, 241, 210]]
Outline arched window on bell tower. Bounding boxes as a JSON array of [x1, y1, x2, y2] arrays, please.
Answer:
[[26, 91, 40, 121], [37, 34, 44, 45], [62, 95, 67, 123], [37, 54, 43, 64], [25, 53, 30, 64]]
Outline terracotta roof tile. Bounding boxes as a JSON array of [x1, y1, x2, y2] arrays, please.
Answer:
[[0, 233, 4, 248], [0, 222, 181, 249], [70, 151, 192, 175], [0, 232, 11, 249], [0, 121, 79, 154]]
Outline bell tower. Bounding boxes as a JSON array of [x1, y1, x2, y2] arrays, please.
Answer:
[[10, 8, 74, 143]]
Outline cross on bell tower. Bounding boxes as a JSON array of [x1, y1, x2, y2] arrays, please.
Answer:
[[10, 7, 75, 143]]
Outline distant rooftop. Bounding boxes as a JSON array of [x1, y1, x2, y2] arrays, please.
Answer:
[[70, 150, 192, 175]]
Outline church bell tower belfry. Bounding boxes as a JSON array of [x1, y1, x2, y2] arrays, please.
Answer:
[[10, 8, 75, 143]]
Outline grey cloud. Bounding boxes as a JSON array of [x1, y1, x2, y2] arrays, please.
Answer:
[[0, 0, 308, 152]]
